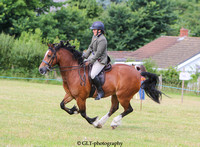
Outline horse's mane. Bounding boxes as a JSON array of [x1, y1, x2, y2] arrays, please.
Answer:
[[54, 41, 83, 65]]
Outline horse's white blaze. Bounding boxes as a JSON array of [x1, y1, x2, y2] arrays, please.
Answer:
[[110, 114, 122, 127], [44, 50, 49, 58]]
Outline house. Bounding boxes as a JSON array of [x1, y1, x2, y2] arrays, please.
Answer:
[[108, 28, 200, 73]]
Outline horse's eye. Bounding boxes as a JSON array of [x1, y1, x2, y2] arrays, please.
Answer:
[[47, 54, 51, 58]]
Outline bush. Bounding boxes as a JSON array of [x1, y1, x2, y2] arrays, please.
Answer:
[[10, 29, 46, 77], [0, 33, 15, 69], [142, 59, 183, 88], [159, 67, 182, 88]]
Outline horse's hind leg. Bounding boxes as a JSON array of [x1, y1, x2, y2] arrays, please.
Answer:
[[94, 95, 119, 128], [60, 93, 79, 115], [110, 97, 133, 129]]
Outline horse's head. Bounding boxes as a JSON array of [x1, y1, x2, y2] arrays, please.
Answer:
[[39, 41, 84, 75], [39, 44, 57, 75]]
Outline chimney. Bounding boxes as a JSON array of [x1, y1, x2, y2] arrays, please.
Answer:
[[180, 27, 188, 37]]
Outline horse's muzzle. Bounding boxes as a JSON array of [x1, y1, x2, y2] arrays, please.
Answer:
[[39, 66, 48, 75]]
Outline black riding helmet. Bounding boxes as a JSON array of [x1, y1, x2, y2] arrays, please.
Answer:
[[90, 21, 105, 34]]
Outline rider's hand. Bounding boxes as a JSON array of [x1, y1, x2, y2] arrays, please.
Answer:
[[84, 58, 88, 62], [82, 53, 86, 59]]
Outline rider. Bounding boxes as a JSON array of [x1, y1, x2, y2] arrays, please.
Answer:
[[82, 21, 108, 100]]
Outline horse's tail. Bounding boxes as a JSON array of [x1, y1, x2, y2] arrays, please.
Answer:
[[140, 72, 162, 104]]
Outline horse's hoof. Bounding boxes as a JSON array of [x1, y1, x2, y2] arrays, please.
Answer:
[[111, 125, 117, 130], [96, 124, 102, 128], [73, 111, 78, 114], [92, 117, 99, 127], [71, 105, 79, 114], [95, 97, 101, 100]]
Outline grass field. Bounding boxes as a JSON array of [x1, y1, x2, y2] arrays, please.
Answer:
[[0, 79, 200, 147]]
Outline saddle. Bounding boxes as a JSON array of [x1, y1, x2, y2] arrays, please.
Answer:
[[88, 57, 112, 97]]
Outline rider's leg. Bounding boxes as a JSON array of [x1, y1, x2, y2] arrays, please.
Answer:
[[91, 61, 105, 100]]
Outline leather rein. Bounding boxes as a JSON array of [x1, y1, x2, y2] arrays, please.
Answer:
[[42, 47, 86, 86]]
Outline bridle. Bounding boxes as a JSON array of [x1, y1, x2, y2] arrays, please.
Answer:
[[42, 47, 86, 86], [42, 47, 57, 71]]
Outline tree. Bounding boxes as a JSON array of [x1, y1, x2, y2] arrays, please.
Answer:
[[100, 3, 137, 50], [0, 0, 62, 36], [37, 13, 59, 42], [67, 0, 103, 18], [127, 0, 177, 37], [100, 1, 176, 51], [38, 6, 91, 49], [96, 0, 110, 9], [170, 0, 200, 37], [110, 0, 124, 3]]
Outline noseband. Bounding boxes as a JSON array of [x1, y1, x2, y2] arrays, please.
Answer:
[[42, 47, 57, 71]]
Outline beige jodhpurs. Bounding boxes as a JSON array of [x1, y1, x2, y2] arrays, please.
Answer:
[[91, 60, 105, 79]]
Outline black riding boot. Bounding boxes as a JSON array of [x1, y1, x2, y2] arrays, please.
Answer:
[[92, 76, 104, 100]]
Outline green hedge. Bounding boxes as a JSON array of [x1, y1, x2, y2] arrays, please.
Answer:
[[0, 31, 79, 80], [0, 32, 15, 69], [0, 30, 47, 78]]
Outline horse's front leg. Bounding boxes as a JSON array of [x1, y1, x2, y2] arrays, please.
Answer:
[[60, 93, 79, 115], [77, 98, 98, 126]]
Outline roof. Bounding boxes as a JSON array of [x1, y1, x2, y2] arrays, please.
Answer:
[[177, 53, 200, 72], [108, 36, 200, 68]]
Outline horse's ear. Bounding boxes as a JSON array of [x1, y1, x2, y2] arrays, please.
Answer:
[[47, 44, 54, 49], [47, 43, 54, 48], [65, 40, 70, 46], [60, 41, 64, 47], [52, 43, 55, 46]]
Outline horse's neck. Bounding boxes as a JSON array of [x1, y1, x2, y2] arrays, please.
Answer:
[[58, 49, 80, 83], [58, 49, 78, 67]]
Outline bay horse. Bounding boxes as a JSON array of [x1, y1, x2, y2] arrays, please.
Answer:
[[39, 41, 162, 129]]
